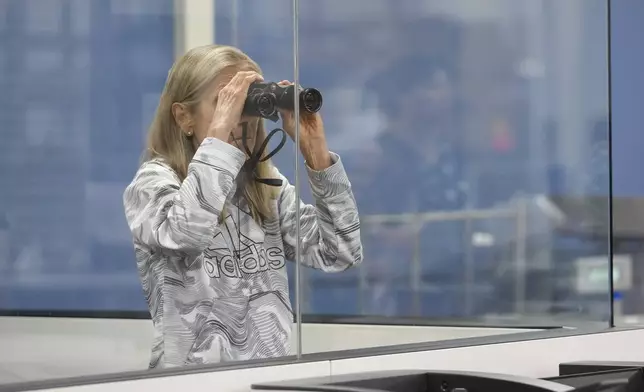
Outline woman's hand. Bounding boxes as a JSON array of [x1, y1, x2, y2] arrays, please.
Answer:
[[208, 71, 264, 141], [277, 80, 332, 170]]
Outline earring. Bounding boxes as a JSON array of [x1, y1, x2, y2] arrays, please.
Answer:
[[186, 129, 193, 137]]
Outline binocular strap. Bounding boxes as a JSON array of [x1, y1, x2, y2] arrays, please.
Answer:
[[238, 122, 287, 188]]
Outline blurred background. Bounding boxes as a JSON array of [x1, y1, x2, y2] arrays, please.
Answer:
[[0, 0, 640, 331]]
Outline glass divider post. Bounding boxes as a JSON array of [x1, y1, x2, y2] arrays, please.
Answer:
[[292, 0, 302, 359]]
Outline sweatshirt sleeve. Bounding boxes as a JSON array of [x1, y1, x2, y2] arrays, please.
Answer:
[[278, 152, 363, 272], [123, 138, 246, 254]]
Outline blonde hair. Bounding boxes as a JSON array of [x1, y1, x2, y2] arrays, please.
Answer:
[[145, 44, 277, 223]]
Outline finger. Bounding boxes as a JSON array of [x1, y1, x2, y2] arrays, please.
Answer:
[[239, 72, 264, 90], [277, 80, 291, 86], [235, 70, 257, 78], [248, 72, 264, 82], [239, 71, 262, 80], [229, 71, 261, 88], [228, 70, 250, 85], [236, 70, 260, 78], [216, 72, 244, 99]]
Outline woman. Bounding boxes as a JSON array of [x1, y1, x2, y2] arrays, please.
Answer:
[[123, 45, 362, 368]]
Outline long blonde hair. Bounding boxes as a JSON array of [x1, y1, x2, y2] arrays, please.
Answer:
[[145, 44, 277, 223]]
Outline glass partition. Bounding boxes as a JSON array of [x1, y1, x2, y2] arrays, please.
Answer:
[[295, 0, 612, 353], [0, 0, 172, 313], [0, 0, 618, 387], [0, 0, 298, 384], [610, 0, 644, 327]]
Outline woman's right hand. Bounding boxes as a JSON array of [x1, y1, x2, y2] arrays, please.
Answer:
[[207, 71, 263, 140]]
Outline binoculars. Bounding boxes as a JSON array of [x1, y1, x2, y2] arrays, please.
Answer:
[[242, 82, 323, 122]]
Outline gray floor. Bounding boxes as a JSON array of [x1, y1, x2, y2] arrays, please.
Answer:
[[0, 368, 24, 384], [0, 363, 114, 385]]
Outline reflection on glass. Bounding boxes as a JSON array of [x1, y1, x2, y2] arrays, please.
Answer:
[[0, 0, 619, 384], [0, 0, 175, 311], [610, 0, 644, 327], [0, 0, 174, 382], [0, 0, 336, 382], [296, 0, 611, 352]]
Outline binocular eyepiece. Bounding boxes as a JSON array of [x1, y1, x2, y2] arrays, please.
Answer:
[[243, 82, 323, 122]]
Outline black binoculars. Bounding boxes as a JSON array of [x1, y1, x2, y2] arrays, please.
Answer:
[[242, 82, 323, 122]]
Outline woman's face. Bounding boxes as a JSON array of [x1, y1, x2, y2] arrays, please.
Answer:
[[191, 66, 261, 153]]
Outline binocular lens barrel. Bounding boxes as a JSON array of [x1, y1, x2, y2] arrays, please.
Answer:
[[243, 82, 323, 121], [255, 95, 276, 118], [300, 88, 323, 113]]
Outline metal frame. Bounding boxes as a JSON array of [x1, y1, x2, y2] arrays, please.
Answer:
[[349, 201, 529, 317]]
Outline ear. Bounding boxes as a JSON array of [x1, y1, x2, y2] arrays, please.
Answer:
[[171, 102, 194, 135]]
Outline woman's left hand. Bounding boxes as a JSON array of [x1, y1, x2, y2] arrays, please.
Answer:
[[277, 80, 332, 170]]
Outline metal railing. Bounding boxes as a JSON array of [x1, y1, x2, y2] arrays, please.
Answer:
[[1, 201, 531, 317], [306, 199, 530, 317]]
